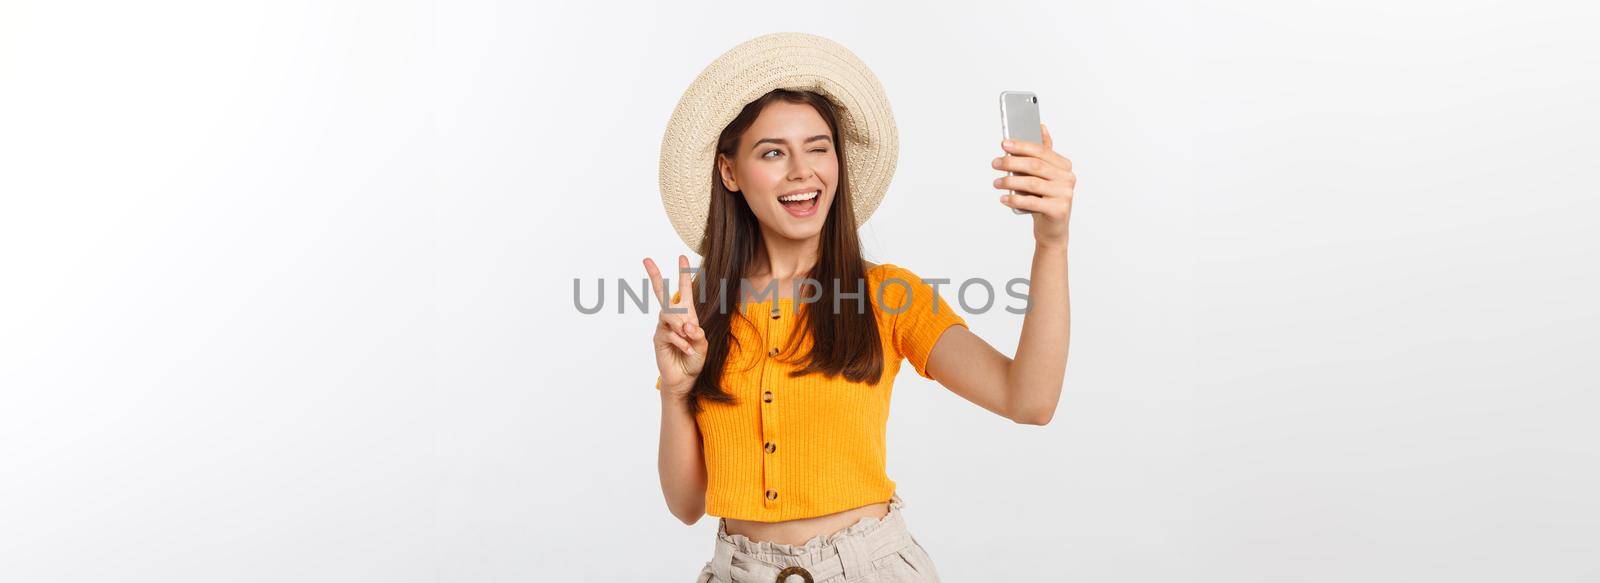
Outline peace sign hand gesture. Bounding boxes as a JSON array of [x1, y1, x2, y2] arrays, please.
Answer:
[[643, 254, 709, 398]]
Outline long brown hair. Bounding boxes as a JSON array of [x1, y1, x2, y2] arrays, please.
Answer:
[[682, 88, 884, 415]]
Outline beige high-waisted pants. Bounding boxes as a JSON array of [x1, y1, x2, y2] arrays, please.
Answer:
[[695, 492, 941, 583]]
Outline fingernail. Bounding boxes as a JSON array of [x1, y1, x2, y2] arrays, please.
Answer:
[[992, 158, 1001, 168], [1004, 140, 1015, 148]]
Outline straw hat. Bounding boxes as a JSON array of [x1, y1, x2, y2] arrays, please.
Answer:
[[657, 31, 899, 253]]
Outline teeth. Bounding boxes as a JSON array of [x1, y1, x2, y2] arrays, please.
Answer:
[[779, 190, 820, 202]]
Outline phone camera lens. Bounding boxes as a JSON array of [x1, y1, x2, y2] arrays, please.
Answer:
[[1031, 97, 1038, 103]]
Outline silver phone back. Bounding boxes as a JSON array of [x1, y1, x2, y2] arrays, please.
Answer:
[[1000, 91, 1043, 214]]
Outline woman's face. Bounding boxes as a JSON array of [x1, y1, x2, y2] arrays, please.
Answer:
[[717, 101, 839, 243]]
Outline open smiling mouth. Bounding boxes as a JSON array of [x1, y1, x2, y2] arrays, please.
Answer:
[[778, 189, 820, 217]]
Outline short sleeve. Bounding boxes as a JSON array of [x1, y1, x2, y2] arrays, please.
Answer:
[[885, 265, 968, 380]]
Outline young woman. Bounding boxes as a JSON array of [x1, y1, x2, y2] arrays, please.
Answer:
[[644, 33, 1073, 583]]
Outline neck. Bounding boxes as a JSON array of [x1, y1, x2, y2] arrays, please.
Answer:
[[752, 228, 820, 281]]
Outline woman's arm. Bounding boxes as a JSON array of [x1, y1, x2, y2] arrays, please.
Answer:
[[643, 255, 711, 524], [924, 242, 1069, 425], [925, 124, 1075, 425], [659, 392, 708, 525], [1007, 242, 1069, 423]]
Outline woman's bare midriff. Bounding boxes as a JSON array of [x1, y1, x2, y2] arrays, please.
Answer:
[[722, 499, 892, 547]]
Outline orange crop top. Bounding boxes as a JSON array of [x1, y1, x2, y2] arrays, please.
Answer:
[[656, 263, 967, 522]]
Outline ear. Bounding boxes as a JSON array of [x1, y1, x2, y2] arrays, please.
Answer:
[[716, 154, 739, 192]]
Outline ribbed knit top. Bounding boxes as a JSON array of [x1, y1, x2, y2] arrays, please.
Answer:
[[658, 263, 967, 522]]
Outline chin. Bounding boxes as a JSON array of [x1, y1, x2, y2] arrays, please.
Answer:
[[783, 227, 824, 241]]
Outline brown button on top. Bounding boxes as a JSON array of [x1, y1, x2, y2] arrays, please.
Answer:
[[764, 442, 776, 453], [771, 309, 780, 319], [763, 391, 773, 403], [765, 489, 778, 500], [768, 347, 780, 357]]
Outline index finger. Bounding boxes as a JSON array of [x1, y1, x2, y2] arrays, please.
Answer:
[[676, 255, 698, 315], [1002, 135, 1069, 170]]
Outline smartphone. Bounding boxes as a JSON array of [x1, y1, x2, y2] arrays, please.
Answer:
[[999, 90, 1043, 214]]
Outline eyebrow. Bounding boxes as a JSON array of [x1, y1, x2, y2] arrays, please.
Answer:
[[751, 135, 832, 152]]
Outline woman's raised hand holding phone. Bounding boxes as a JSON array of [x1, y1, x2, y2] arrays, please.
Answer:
[[993, 123, 1077, 247]]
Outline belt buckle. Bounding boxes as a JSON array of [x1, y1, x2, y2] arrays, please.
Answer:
[[774, 565, 814, 583]]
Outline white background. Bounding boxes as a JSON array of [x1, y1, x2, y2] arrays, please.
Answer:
[[2, 0, 1596, 581]]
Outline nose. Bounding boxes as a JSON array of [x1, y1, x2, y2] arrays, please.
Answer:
[[786, 158, 815, 181]]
